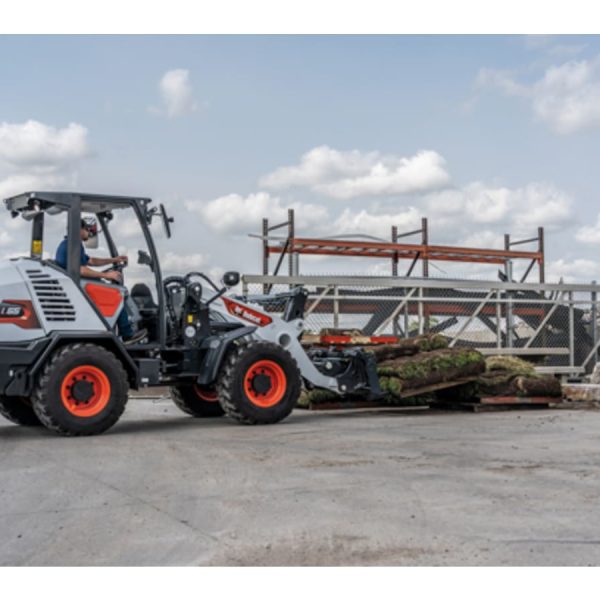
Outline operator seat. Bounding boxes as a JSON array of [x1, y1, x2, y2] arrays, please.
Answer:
[[130, 283, 158, 341], [131, 283, 157, 310]]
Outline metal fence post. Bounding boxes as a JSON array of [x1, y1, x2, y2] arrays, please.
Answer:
[[505, 260, 513, 348], [418, 286, 424, 335], [538, 226, 545, 283], [592, 281, 598, 366], [496, 288, 502, 349], [262, 218, 269, 294], [333, 285, 339, 329], [569, 290, 575, 369], [421, 218, 429, 278], [391, 225, 398, 277]]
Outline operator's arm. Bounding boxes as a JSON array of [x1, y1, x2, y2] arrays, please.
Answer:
[[88, 255, 128, 267], [88, 256, 117, 267], [81, 265, 121, 282]]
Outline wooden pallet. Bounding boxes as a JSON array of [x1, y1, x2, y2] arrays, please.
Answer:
[[436, 395, 557, 412], [399, 376, 478, 398], [300, 376, 479, 410]]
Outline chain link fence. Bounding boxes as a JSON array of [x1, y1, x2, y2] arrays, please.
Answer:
[[242, 275, 600, 377]]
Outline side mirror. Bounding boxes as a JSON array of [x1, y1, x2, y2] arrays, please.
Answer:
[[137, 249, 154, 270], [222, 271, 240, 287], [160, 203, 174, 239]]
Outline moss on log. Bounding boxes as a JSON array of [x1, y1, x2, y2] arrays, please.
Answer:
[[474, 356, 562, 398], [377, 348, 485, 390], [368, 334, 448, 361], [485, 355, 536, 376]]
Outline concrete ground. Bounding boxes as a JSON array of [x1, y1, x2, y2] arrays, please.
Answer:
[[1, 398, 600, 566]]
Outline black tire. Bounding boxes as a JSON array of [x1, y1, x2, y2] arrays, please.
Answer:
[[171, 384, 225, 417], [0, 396, 42, 427], [217, 341, 301, 425], [31, 343, 129, 436]]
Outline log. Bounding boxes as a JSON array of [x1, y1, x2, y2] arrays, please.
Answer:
[[377, 348, 486, 391], [301, 331, 448, 353], [512, 376, 562, 397], [485, 355, 535, 376], [298, 347, 483, 408], [368, 334, 448, 361]]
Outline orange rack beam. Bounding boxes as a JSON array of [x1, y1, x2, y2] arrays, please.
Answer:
[[267, 237, 543, 266]]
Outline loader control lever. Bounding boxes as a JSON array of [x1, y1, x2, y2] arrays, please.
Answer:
[[100, 261, 127, 285]]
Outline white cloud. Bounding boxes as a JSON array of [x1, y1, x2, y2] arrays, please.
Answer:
[[332, 207, 420, 240], [478, 55, 600, 134], [532, 58, 600, 134], [161, 251, 207, 272], [0, 171, 79, 200], [185, 192, 329, 235], [0, 120, 89, 203], [458, 230, 504, 248], [522, 36, 586, 59], [112, 216, 145, 239], [476, 68, 527, 97], [0, 230, 13, 247], [511, 183, 573, 230], [0, 120, 89, 169], [575, 214, 600, 244], [156, 69, 198, 118], [546, 258, 600, 283], [259, 146, 376, 190], [259, 146, 450, 199], [425, 181, 572, 234]]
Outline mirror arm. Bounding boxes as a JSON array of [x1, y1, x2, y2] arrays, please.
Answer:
[[205, 287, 227, 306]]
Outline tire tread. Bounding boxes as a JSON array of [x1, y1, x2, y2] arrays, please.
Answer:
[[32, 343, 129, 436], [217, 340, 301, 425]]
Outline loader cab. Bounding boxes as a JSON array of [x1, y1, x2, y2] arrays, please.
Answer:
[[3, 192, 170, 346]]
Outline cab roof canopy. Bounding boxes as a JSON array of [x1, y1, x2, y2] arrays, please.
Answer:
[[3, 191, 152, 215]]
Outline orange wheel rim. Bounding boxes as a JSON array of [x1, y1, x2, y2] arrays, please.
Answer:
[[60, 365, 111, 417], [194, 384, 219, 402], [243, 360, 287, 408]]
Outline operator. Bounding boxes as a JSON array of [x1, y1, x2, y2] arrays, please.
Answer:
[[55, 219, 147, 345]]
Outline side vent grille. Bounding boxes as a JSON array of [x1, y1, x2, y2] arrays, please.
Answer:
[[27, 269, 76, 322]]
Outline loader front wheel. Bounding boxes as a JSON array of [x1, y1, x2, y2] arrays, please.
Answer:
[[31, 343, 129, 436], [171, 384, 224, 417], [0, 396, 42, 427], [217, 341, 301, 425]]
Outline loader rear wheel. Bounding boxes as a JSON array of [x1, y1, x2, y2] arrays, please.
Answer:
[[0, 396, 42, 427], [217, 341, 301, 425], [31, 343, 129, 436], [171, 384, 224, 417]]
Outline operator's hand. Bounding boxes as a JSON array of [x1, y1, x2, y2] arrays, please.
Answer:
[[105, 270, 123, 284], [116, 255, 128, 266]]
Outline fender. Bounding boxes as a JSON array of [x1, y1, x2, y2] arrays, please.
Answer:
[[3, 331, 140, 396], [196, 325, 256, 385]]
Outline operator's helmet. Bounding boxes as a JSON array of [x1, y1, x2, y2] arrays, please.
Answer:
[[81, 216, 98, 239]]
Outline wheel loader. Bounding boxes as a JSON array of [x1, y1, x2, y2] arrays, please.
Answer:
[[0, 192, 381, 435]]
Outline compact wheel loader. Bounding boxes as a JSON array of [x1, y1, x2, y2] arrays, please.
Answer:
[[0, 192, 381, 436]]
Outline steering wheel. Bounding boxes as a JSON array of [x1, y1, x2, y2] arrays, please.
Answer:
[[100, 260, 127, 285]]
